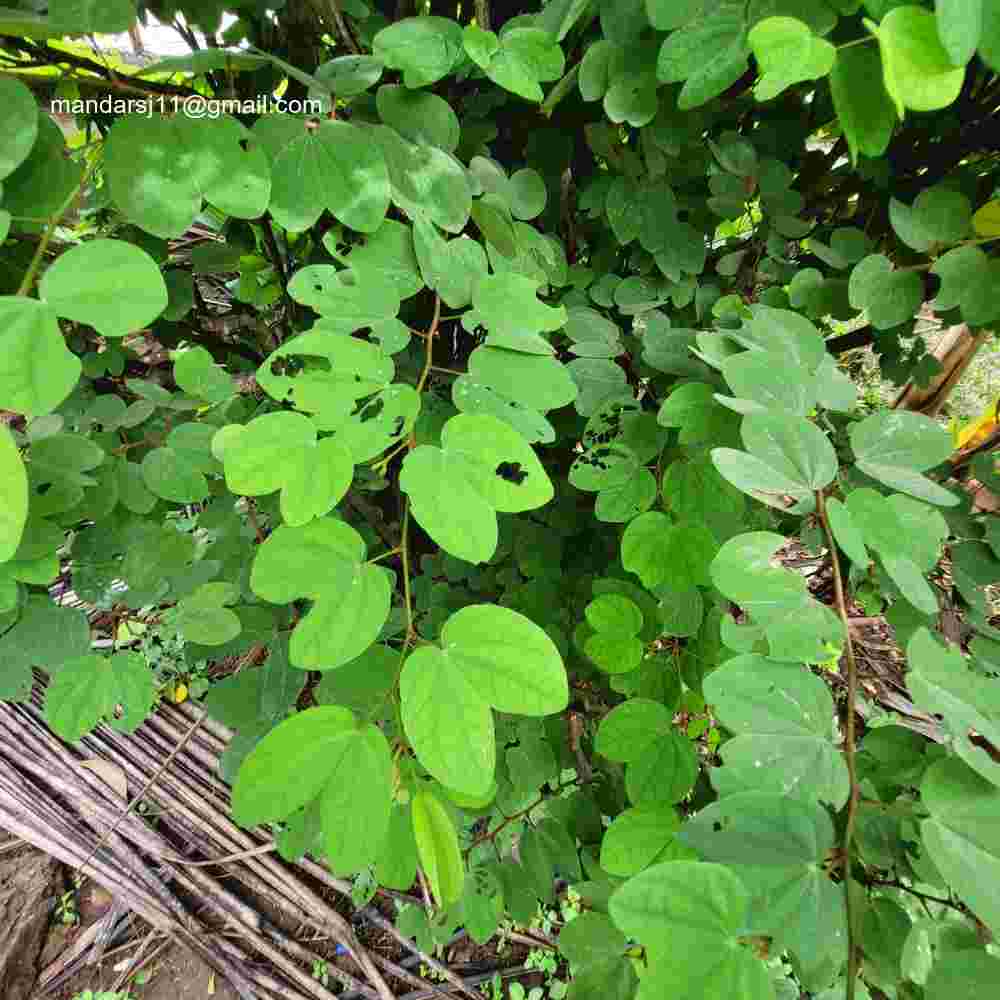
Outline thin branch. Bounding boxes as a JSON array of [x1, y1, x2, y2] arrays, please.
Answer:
[[815, 489, 862, 1000]]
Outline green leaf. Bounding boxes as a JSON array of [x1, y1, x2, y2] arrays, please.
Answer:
[[44, 652, 154, 740], [509, 168, 548, 220], [316, 643, 398, 719], [465, 26, 565, 103], [313, 54, 384, 97], [0, 77, 38, 181], [412, 789, 465, 906], [401, 445, 498, 563], [609, 862, 773, 1000], [741, 413, 838, 491], [250, 519, 390, 670], [711, 447, 813, 508], [345, 219, 424, 301], [0, 426, 28, 563], [657, 5, 750, 109], [473, 274, 568, 339], [400, 644, 496, 796], [596, 698, 675, 763], [876, 5, 966, 116], [622, 512, 717, 591], [890, 187, 971, 250], [48, 0, 136, 33], [704, 653, 850, 808], [141, 446, 209, 503], [232, 705, 357, 825], [321, 722, 393, 874], [678, 793, 843, 959], [711, 532, 811, 625], [401, 412, 555, 563], [830, 33, 896, 164], [39, 239, 167, 338], [376, 85, 460, 152], [600, 805, 686, 876], [585, 594, 644, 636], [849, 410, 957, 506], [0, 297, 81, 417], [370, 125, 472, 234], [377, 805, 419, 890], [3, 115, 83, 220], [720, 351, 816, 416], [626, 731, 699, 805], [826, 497, 869, 567], [441, 604, 568, 714], [173, 346, 233, 405], [848, 253, 925, 330], [925, 951, 1000, 1000], [557, 911, 628, 967], [931, 245, 1000, 326], [373, 16, 464, 88], [748, 17, 836, 101], [907, 628, 1000, 788], [219, 412, 352, 526], [920, 756, 1000, 935], [106, 114, 270, 238], [174, 583, 242, 646]]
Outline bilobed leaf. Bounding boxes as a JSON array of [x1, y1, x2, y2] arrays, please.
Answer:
[[609, 862, 772, 999], [657, 5, 750, 109], [373, 16, 464, 88], [250, 519, 389, 670], [44, 652, 155, 740], [412, 789, 464, 905], [621, 512, 717, 591], [925, 951, 1000, 1000], [826, 497, 869, 567], [889, 187, 971, 250], [876, 5, 966, 116], [0, 427, 28, 562], [704, 653, 849, 807], [465, 26, 565, 103], [106, 114, 270, 238], [748, 16, 835, 101], [678, 793, 843, 959], [219, 412, 352, 526], [830, 38, 896, 164]]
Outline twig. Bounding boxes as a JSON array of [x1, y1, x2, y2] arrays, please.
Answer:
[[474, 0, 491, 31], [815, 488, 862, 1000], [77, 712, 207, 876]]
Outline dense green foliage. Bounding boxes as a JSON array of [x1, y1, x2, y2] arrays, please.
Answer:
[[2, 2, 1000, 999]]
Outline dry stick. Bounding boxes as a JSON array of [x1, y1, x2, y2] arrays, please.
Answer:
[[815, 489, 862, 1000], [77, 711, 207, 876], [0, 715, 309, 1000]]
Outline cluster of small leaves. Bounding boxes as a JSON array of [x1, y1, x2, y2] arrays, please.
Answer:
[[1, 2, 999, 1000]]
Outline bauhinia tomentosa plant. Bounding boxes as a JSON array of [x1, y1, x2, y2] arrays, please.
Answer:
[[1, 2, 999, 998]]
